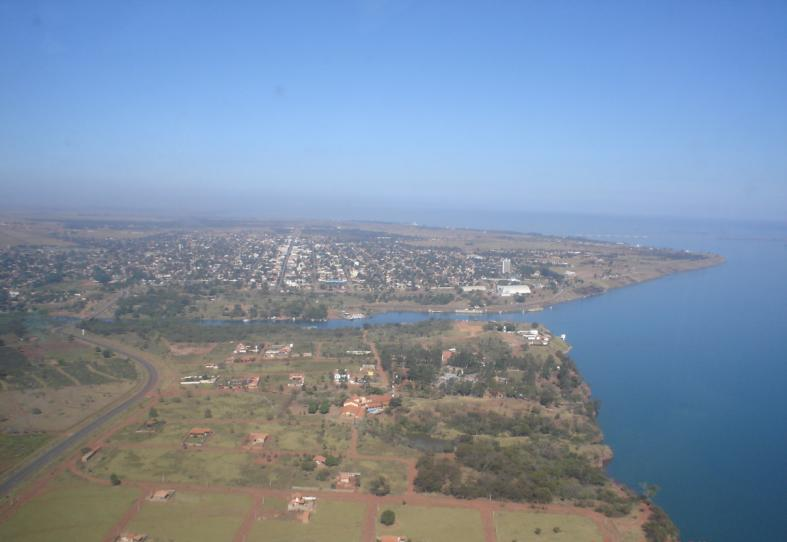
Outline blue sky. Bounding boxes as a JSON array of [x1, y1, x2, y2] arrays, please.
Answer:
[[1, 1, 786, 221]]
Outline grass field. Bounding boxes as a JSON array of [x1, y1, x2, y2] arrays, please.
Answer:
[[0, 472, 138, 542], [0, 432, 51, 475], [494, 510, 603, 542], [126, 491, 250, 542], [89, 448, 250, 486], [110, 414, 350, 454], [356, 429, 419, 458], [376, 504, 485, 542], [155, 391, 284, 420], [247, 499, 365, 542], [357, 459, 408, 495], [0, 381, 137, 432]]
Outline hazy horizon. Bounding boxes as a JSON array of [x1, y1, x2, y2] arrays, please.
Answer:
[[2, 1, 786, 221]]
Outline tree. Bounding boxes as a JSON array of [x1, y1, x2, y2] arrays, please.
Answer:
[[325, 455, 340, 467], [380, 509, 396, 526], [148, 407, 159, 419], [369, 476, 391, 496], [639, 482, 660, 500], [204, 408, 212, 418], [110, 473, 121, 486], [93, 266, 111, 285]]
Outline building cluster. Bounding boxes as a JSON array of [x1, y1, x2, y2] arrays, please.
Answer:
[[0, 227, 617, 309], [340, 394, 393, 418], [332, 364, 377, 387]]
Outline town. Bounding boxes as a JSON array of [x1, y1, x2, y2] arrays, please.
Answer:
[[0, 218, 720, 320]]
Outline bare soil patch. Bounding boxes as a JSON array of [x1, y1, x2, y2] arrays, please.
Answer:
[[164, 340, 217, 356]]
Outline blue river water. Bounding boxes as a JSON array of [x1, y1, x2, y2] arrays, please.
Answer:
[[83, 213, 787, 541], [297, 213, 787, 542]]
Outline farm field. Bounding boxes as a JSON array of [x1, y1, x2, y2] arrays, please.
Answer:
[[376, 504, 486, 542]]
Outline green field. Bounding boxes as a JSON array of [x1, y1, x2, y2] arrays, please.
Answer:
[[0, 432, 51, 475], [494, 510, 603, 542], [247, 500, 365, 542], [89, 448, 250, 486], [126, 491, 250, 542], [110, 414, 350, 455], [0, 472, 138, 542], [154, 392, 281, 420], [342, 458, 408, 495], [376, 504, 485, 542]]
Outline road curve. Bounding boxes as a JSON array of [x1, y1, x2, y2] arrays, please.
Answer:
[[0, 336, 159, 497]]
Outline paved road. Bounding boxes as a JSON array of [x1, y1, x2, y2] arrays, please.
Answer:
[[0, 336, 159, 497]]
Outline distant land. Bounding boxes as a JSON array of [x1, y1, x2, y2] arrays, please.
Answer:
[[0, 214, 723, 322], [0, 213, 724, 542]]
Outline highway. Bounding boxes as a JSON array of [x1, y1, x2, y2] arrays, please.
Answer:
[[0, 336, 159, 497]]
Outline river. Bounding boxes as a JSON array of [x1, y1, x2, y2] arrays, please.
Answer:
[[299, 213, 787, 541]]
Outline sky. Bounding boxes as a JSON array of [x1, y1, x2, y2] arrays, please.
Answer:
[[1, 0, 786, 221]]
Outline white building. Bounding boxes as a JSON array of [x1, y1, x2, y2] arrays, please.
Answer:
[[461, 285, 487, 292], [496, 284, 531, 297], [501, 258, 512, 275]]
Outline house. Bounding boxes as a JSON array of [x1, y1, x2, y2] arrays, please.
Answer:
[[136, 418, 165, 433], [288, 373, 305, 388], [265, 344, 293, 358], [359, 363, 377, 377], [365, 394, 392, 412], [115, 534, 147, 542], [148, 489, 175, 502], [341, 404, 366, 419], [335, 471, 361, 490], [517, 328, 551, 346], [180, 375, 218, 386], [333, 369, 352, 385], [379, 536, 407, 542], [233, 343, 248, 354], [441, 348, 456, 364], [342, 394, 392, 417], [217, 375, 260, 391], [313, 454, 327, 466], [248, 432, 269, 446], [287, 494, 317, 512], [81, 447, 100, 464], [183, 428, 212, 447]]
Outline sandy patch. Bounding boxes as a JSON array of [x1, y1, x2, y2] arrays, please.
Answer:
[[164, 340, 217, 356]]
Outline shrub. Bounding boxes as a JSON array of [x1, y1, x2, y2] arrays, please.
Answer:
[[369, 476, 391, 496], [325, 455, 340, 467], [380, 509, 396, 525], [110, 473, 121, 486]]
